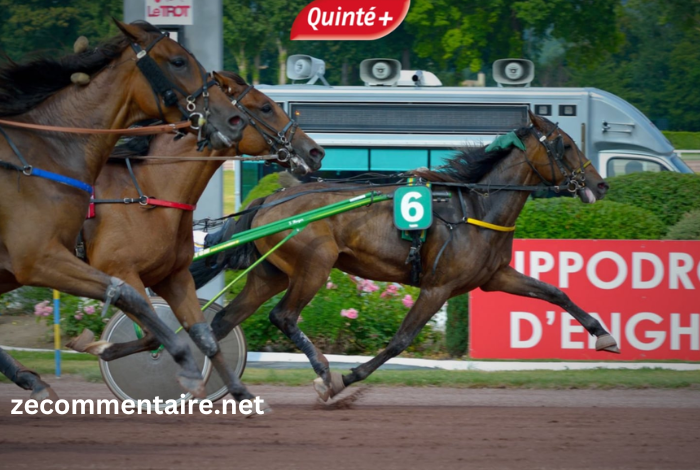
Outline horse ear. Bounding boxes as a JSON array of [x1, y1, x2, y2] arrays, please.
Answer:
[[528, 109, 544, 129], [113, 18, 147, 42], [212, 71, 237, 95]]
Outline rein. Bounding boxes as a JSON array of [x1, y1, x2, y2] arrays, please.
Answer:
[[0, 119, 190, 135]]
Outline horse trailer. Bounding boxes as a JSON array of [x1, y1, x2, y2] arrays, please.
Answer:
[[236, 63, 692, 206]]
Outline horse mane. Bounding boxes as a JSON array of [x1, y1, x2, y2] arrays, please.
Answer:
[[0, 21, 162, 117], [216, 70, 248, 87], [412, 126, 533, 184]]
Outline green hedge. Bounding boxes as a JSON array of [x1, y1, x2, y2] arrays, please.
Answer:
[[516, 198, 665, 239], [605, 172, 700, 229], [227, 269, 442, 356], [662, 131, 700, 150], [240, 172, 281, 209], [445, 294, 469, 358], [664, 209, 700, 240]]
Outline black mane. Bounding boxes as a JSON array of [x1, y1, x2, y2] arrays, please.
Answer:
[[413, 126, 533, 183], [0, 21, 162, 117]]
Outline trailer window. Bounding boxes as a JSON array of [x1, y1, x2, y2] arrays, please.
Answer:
[[607, 157, 668, 177]]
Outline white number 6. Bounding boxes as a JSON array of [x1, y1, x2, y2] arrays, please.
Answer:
[[401, 191, 424, 223]]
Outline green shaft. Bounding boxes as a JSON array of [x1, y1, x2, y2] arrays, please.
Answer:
[[193, 191, 389, 261], [200, 228, 301, 311]]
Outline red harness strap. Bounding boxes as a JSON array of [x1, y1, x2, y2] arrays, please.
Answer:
[[87, 196, 195, 219], [141, 197, 196, 211]]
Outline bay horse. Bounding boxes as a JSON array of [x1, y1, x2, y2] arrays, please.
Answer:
[[66, 71, 323, 407], [0, 20, 246, 400], [202, 112, 619, 401]]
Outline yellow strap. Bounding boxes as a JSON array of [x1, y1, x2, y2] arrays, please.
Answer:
[[466, 218, 516, 232], [583, 160, 592, 168]]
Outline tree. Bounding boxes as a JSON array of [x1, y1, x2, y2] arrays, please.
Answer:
[[404, 0, 620, 73], [0, 0, 122, 59]]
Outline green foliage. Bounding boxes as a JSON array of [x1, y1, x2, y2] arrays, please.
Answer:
[[405, 0, 620, 73], [228, 269, 441, 356], [664, 210, 700, 240], [605, 172, 700, 228], [445, 294, 469, 358], [30, 290, 112, 338], [240, 172, 281, 209], [662, 132, 700, 150], [516, 199, 664, 239], [0, 0, 122, 59], [1, 287, 112, 337]]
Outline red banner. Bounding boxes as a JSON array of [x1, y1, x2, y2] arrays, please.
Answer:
[[470, 240, 700, 360], [290, 0, 411, 41]]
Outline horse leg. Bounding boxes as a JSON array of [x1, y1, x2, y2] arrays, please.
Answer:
[[67, 273, 161, 359], [266, 268, 338, 399], [0, 347, 59, 400], [210, 266, 288, 341], [12, 247, 206, 397], [152, 268, 266, 408], [0, 280, 58, 400], [481, 265, 619, 353], [341, 288, 451, 393]]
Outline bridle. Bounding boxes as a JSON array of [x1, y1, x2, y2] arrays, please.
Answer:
[[527, 124, 591, 194], [130, 32, 216, 137], [0, 31, 218, 195], [227, 85, 298, 163]]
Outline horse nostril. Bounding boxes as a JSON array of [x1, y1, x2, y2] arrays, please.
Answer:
[[599, 182, 609, 191], [229, 115, 241, 127], [310, 147, 324, 159]]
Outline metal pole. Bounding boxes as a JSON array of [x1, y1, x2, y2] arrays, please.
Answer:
[[53, 290, 61, 377]]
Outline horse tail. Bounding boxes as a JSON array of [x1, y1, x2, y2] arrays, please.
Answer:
[[190, 197, 266, 289]]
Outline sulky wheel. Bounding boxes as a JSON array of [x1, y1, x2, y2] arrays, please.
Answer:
[[99, 297, 247, 410]]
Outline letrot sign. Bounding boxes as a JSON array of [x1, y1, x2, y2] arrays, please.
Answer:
[[470, 239, 700, 361], [145, 0, 193, 25]]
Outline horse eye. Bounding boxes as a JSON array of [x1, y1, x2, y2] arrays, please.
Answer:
[[261, 103, 272, 113], [170, 57, 186, 68]]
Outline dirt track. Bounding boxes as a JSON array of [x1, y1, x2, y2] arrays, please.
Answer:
[[1, 376, 699, 470]]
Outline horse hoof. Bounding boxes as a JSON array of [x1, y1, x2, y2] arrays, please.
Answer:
[[84, 340, 112, 356], [66, 329, 95, 352], [596, 334, 621, 354], [329, 371, 347, 396], [31, 384, 59, 402], [313, 377, 331, 402], [177, 373, 206, 399], [246, 401, 273, 418]]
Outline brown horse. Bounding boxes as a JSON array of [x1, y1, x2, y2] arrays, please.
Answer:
[[204, 112, 619, 400], [66, 71, 323, 407], [0, 21, 246, 400]]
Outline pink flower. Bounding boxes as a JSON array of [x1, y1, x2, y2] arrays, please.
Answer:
[[326, 282, 337, 290], [381, 284, 400, 298], [402, 295, 414, 308], [74, 314, 83, 321], [358, 279, 379, 293], [34, 301, 53, 316], [340, 308, 358, 320], [84, 305, 96, 315]]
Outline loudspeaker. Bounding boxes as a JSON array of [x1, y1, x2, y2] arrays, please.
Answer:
[[360, 58, 401, 86], [492, 59, 535, 86], [287, 55, 326, 81]]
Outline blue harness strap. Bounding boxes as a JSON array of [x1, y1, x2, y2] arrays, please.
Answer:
[[0, 125, 93, 195]]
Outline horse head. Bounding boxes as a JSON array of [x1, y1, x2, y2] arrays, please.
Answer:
[[113, 20, 247, 150], [527, 111, 609, 203], [212, 71, 324, 175]]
